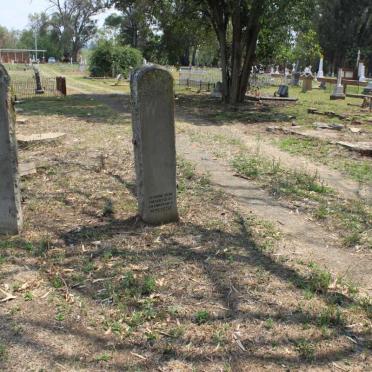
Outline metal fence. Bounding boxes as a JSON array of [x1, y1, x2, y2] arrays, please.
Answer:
[[174, 69, 291, 93], [11, 76, 63, 99]]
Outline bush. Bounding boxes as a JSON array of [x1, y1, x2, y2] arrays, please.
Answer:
[[89, 41, 143, 78]]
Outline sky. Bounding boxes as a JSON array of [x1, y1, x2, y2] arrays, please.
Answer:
[[0, 0, 115, 30]]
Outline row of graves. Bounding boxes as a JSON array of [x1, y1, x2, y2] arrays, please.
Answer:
[[0, 63, 179, 235], [1, 57, 371, 234]]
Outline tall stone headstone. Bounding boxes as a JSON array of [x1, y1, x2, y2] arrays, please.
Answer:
[[33, 66, 44, 94], [317, 58, 324, 78], [330, 68, 345, 100], [130, 66, 179, 224], [0, 64, 23, 234], [359, 63, 366, 82]]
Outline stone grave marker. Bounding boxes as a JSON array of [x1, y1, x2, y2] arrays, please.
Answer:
[[0, 64, 23, 234], [130, 66, 179, 224], [211, 81, 223, 98], [330, 68, 346, 100], [33, 66, 44, 94], [275, 85, 289, 98]]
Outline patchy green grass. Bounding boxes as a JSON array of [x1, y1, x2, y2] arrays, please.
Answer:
[[0, 344, 7, 362], [232, 153, 371, 249], [277, 137, 372, 183], [20, 96, 126, 124], [259, 85, 367, 128], [232, 154, 330, 199]]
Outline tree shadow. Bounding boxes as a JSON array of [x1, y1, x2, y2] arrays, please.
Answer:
[[1, 209, 369, 370]]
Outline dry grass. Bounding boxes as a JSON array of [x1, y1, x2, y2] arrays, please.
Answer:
[[0, 94, 370, 371]]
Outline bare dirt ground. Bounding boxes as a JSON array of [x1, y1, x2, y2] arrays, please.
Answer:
[[0, 77, 371, 371], [100, 93, 371, 290]]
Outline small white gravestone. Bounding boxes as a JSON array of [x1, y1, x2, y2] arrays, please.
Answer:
[[130, 66, 179, 224], [0, 64, 23, 234], [359, 63, 366, 82], [317, 58, 324, 78]]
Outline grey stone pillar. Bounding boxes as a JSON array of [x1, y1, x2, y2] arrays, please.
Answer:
[[130, 66, 179, 224], [0, 64, 23, 234]]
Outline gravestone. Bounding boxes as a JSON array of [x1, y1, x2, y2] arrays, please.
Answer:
[[317, 58, 324, 78], [131, 66, 179, 224], [359, 63, 366, 82], [302, 74, 313, 92], [330, 68, 345, 100], [211, 81, 223, 98], [291, 62, 300, 86], [362, 80, 372, 95], [0, 64, 23, 234], [275, 85, 289, 97], [33, 66, 44, 94]]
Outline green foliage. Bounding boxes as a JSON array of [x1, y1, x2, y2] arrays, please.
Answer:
[[307, 263, 332, 294], [293, 29, 322, 66], [295, 339, 315, 361], [0, 343, 7, 362], [315, 0, 372, 69], [120, 271, 157, 298], [194, 310, 210, 325], [89, 41, 143, 77], [95, 353, 111, 362], [318, 305, 343, 328]]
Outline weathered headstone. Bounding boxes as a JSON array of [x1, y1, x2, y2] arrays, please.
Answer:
[[0, 64, 23, 234], [330, 68, 345, 100], [33, 66, 44, 94], [302, 71, 313, 92], [276, 85, 289, 97], [291, 62, 300, 86], [131, 66, 179, 224], [211, 82, 223, 98]]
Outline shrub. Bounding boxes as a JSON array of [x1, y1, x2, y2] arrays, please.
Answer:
[[89, 41, 143, 78]]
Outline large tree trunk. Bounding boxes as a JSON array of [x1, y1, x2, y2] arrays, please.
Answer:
[[207, 1, 263, 105], [229, 4, 242, 104]]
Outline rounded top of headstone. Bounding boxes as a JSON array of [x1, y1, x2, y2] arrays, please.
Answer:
[[131, 65, 174, 100], [131, 65, 173, 86]]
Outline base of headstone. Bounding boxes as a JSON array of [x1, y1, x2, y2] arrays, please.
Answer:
[[302, 77, 313, 92], [330, 86, 345, 100], [362, 81, 372, 95]]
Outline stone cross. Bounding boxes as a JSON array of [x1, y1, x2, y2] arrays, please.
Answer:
[[130, 66, 179, 224], [0, 64, 23, 234]]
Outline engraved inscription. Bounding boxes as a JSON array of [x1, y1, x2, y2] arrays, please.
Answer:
[[148, 192, 174, 213]]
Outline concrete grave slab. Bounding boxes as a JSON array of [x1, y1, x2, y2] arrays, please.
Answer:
[[17, 132, 66, 146]]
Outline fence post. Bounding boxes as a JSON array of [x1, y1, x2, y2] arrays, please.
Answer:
[[56, 76, 67, 96]]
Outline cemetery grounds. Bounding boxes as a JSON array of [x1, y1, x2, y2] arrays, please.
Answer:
[[0, 64, 371, 371]]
